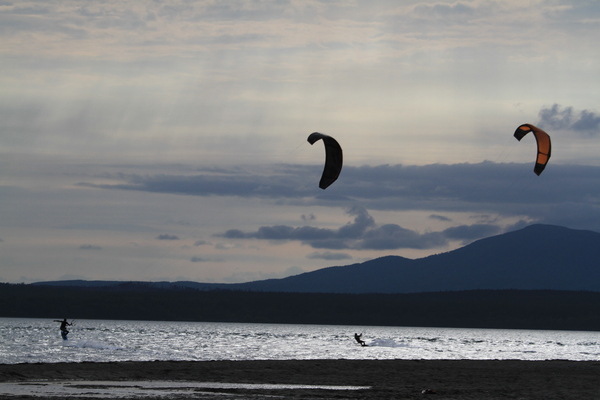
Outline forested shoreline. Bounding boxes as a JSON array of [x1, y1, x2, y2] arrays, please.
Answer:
[[2, 283, 600, 331]]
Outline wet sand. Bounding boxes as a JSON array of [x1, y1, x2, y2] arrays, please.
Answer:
[[1, 359, 600, 399]]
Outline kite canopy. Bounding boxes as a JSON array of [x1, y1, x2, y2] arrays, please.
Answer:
[[307, 132, 343, 189], [513, 123, 552, 176]]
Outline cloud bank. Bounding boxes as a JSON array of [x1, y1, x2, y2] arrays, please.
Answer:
[[217, 206, 508, 251], [72, 161, 600, 255], [538, 104, 600, 136], [79, 161, 600, 217], [156, 234, 180, 240]]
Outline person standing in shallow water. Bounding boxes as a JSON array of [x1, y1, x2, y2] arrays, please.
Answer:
[[354, 333, 367, 346], [54, 318, 72, 339]]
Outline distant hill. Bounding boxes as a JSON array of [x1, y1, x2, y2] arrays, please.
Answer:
[[232, 224, 600, 293], [33, 224, 600, 294]]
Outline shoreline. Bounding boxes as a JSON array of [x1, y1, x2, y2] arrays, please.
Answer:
[[1, 359, 600, 399]]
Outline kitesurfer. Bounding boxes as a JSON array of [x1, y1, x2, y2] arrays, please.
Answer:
[[354, 333, 367, 346], [54, 318, 72, 339]]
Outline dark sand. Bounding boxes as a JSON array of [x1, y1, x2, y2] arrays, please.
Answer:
[[1, 359, 600, 399]]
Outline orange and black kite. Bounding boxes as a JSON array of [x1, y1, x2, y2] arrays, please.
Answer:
[[513, 123, 552, 176]]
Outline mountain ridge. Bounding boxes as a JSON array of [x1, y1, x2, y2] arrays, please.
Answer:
[[32, 224, 600, 293]]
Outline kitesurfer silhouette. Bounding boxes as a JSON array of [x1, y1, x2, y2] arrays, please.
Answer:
[[354, 333, 367, 346], [54, 318, 72, 340]]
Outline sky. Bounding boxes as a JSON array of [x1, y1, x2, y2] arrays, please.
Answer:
[[1, 0, 600, 284]]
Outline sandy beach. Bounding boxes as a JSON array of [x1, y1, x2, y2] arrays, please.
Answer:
[[1, 359, 600, 399]]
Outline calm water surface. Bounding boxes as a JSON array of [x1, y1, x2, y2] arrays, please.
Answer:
[[1, 318, 599, 364]]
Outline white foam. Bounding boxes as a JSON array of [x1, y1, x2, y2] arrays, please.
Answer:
[[368, 338, 410, 348]]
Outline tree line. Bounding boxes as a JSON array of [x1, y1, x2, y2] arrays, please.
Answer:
[[2, 283, 600, 331]]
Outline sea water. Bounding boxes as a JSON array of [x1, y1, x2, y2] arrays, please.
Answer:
[[1, 318, 599, 364]]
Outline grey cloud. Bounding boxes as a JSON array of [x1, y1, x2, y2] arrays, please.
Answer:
[[307, 251, 352, 261], [546, 3, 600, 29], [5, 5, 51, 16], [429, 214, 452, 222], [220, 229, 246, 239], [414, 2, 475, 18], [157, 234, 179, 240], [191, 256, 223, 263], [61, 223, 157, 233], [301, 213, 316, 221], [572, 110, 600, 133], [221, 206, 374, 244], [357, 224, 447, 250], [78, 5, 150, 30], [223, 224, 336, 241], [337, 206, 375, 239], [217, 207, 502, 251], [80, 162, 600, 234], [469, 214, 499, 224], [538, 104, 600, 135], [442, 224, 501, 244], [78, 162, 472, 202], [194, 240, 209, 246], [538, 104, 574, 130], [79, 244, 102, 250], [0, 5, 86, 38], [77, 170, 294, 197]]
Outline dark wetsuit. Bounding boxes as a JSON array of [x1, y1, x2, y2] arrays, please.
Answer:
[[55, 319, 71, 338], [354, 333, 366, 346]]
